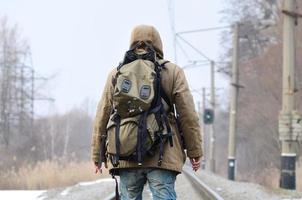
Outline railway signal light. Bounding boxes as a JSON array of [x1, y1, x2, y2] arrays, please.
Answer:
[[203, 109, 214, 124]]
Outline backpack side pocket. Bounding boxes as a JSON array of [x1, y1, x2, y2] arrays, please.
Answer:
[[107, 116, 140, 157]]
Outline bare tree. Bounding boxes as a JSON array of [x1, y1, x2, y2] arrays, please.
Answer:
[[32, 105, 93, 162], [220, 0, 281, 69], [0, 16, 34, 148]]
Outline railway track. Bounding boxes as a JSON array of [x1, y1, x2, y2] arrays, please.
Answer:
[[104, 166, 224, 200], [182, 166, 224, 200], [104, 192, 116, 200]]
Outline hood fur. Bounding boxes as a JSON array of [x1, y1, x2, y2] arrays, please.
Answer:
[[129, 25, 164, 58]]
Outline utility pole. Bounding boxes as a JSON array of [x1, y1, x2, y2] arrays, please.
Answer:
[[228, 23, 239, 180], [209, 61, 216, 172], [279, 0, 302, 190]]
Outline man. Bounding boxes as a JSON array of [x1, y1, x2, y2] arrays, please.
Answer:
[[91, 25, 203, 200]]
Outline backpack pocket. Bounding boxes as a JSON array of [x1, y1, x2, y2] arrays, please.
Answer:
[[113, 59, 155, 118], [106, 113, 163, 160], [107, 115, 140, 157]]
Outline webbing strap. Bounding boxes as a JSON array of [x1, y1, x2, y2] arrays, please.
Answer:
[[114, 115, 121, 167], [141, 113, 148, 155], [162, 109, 173, 147], [149, 104, 161, 115], [158, 134, 164, 166], [111, 173, 120, 200], [159, 61, 173, 110], [160, 86, 172, 108], [137, 112, 148, 166], [155, 60, 174, 165], [98, 134, 107, 169], [137, 124, 142, 165]]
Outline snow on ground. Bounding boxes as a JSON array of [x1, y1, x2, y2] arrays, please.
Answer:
[[3, 171, 302, 200], [40, 178, 116, 200], [59, 178, 113, 196], [0, 190, 46, 200], [0, 178, 114, 200]]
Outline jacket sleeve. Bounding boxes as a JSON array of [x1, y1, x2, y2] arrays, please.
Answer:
[[172, 67, 203, 158], [91, 70, 115, 163]]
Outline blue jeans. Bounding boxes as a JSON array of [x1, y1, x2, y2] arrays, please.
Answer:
[[119, 168, 177, 200]]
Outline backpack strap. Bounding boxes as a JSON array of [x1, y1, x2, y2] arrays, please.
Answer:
[[110, 171, 120, 200], [157, 132, 164, 166], [158, 60, 186, 150], [157, 107, 173, 166], [137, 111, 148, 166], [112, 114, 121, 167], [98, 134, 107, 169], [158, 60, 173, 109], [157, 61, 173, 146], [152, 61, 174, 166]]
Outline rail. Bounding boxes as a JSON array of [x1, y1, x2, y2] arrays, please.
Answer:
[[182, 166, 224, 200], [104, 192, 116, 200]]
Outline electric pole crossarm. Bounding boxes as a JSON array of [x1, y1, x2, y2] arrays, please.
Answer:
[[282, 10, 302, 25]]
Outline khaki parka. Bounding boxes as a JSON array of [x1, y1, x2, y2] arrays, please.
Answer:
[[91, 25, 203, 174]]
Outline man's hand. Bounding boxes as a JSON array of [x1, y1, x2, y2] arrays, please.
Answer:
[[190, 157, 201, 172], [94, 162, 108, 174]]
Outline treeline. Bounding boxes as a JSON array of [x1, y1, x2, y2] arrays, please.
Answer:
[[0, 105, 93, 169]]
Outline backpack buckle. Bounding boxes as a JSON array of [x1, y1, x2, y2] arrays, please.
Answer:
[[158, 159, 162, 166], [111, 155, 119, 167]]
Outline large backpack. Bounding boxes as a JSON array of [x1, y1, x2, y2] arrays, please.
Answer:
[[106, 42, 173, 167]]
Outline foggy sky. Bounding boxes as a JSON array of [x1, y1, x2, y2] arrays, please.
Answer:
[[0, 0, 229, 116]]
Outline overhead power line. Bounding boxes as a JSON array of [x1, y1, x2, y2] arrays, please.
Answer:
[[176, 25, 232, 35], [175, 38, 191, 61], [176, 34, 212, 61], [182, 62, 210, 70]]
